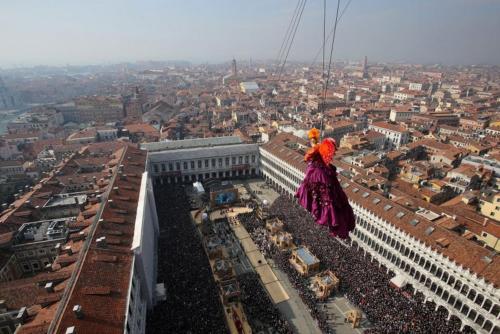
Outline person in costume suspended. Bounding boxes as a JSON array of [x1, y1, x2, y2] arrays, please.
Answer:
[[295, 128, 355, 239]]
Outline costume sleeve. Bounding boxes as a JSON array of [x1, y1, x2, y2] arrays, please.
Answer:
[[304, 145, 320, 162]]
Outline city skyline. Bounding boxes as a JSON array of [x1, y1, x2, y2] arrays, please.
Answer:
[[1, 0, 500, 68]]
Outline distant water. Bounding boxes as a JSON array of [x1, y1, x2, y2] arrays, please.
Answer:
[[0, 110, 23, 134]]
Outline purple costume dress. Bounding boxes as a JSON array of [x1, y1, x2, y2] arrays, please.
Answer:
[[295, 150, 355, 239]]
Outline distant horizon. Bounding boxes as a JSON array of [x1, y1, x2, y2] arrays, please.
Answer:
[[2, 57, 500, 71]]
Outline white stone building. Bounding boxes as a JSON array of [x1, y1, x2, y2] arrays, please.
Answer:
[[145, 137, 260, 184], [368, 121, 410, 149], [259, 133, 499, 334]]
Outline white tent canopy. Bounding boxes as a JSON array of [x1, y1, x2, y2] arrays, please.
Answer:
[[390, 274, 407, 289], [193, 181, 205, 194]]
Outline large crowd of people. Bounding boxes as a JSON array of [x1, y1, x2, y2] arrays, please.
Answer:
[[146, 181, 473, 334], [147, 184, 227, 333], [209, 213, 293, 333], [238, 272, 294, 334], [239, 213, 333, 333], [256, 195, 473, 334]]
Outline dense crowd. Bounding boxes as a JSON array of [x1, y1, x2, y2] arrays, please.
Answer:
[[146, 182, 473, 334], [239, 213, 333, 333], [257, 195, 473, 334], [147, 184, 227, 333], [238, 272, 294, 334]]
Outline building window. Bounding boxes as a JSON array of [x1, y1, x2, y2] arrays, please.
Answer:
[[198, 160, 202, 168], [239, 156, 243, 164], [153, 165, 159, 173], [251, 155, 255, 163], [190, 161, 195, 169], [245, 156, 249, 163], [176, 162, 180, 171], [225, 157, 230, 166], [232, 157, 236, 165], [168, 163, 173, 171], [161, 164, 166, 172], [218, 158, 223, 167], [212, 159, 216, 167], [183, 162, 188, 170], [205, 160, 209, 168]]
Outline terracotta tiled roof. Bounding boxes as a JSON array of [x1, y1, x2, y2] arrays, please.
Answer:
[[370, 121, 408, 133], [124, 122, 159, 134], [261, 132, 308, 173], [53, 145, 146, 334]]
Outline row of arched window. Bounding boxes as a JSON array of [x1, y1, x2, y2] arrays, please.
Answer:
[[353, 214, 499, 332]]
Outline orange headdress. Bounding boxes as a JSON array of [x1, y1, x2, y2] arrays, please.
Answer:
[[318, 138, 336, 165], [308, 128, 320, 141], [304, 137, 336, 164]]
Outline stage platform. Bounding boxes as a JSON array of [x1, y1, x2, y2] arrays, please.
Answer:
[[229, 218, 290, 305]]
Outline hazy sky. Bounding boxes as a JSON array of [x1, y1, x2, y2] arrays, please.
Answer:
[[1, 0, 499, 68]]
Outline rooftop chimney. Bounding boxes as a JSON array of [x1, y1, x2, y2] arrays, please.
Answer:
[[72, 305, 84, 319], [16, 307, 27, 322], [96, 237, 107, 248], [0, 300, 6, 312], [65, 326, 76, 334], [45, 282, 54, 293], [63, 245, 73, 255]]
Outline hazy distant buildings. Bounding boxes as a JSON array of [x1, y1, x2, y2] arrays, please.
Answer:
[[240, 81, 259, 94], [58, 96, 124, 124], [0, 76, 18, 110]]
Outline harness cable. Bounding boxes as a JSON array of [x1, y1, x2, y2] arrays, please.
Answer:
[[277, 0, 308, 82], [322, 0, 327, 79], [276, 0, 302, 70], [319, 0, 341, 140], [311, 0, 353, 69]]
